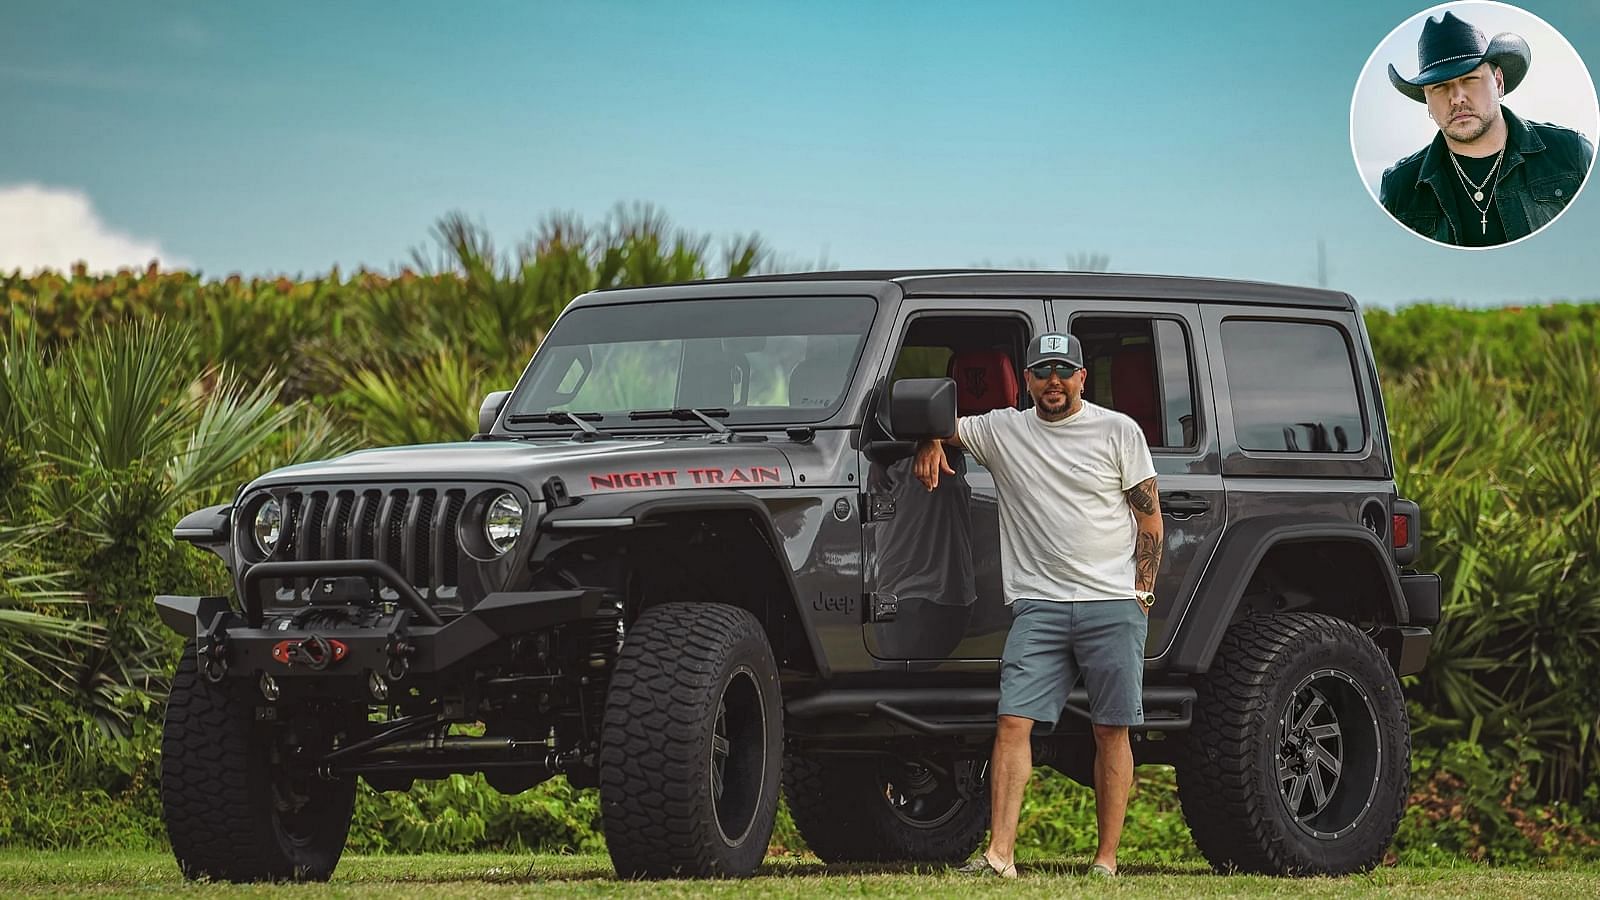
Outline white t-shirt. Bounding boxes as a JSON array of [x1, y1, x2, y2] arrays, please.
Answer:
[[956, 401, 1157, 604]]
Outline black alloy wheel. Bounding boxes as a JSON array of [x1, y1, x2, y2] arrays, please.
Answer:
[[784, 753, 989, 863], [881, 758, 972, 830], [1275, 669, 1381, 840], [710, 665, 771, 848], [1176, 613, 1409, 876]]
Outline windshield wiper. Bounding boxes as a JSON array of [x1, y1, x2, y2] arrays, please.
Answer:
[[506, 411, 612, 441], [628, 408, 765, 443]]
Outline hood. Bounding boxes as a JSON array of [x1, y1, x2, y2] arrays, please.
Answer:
[[248, 437, 797, 495]]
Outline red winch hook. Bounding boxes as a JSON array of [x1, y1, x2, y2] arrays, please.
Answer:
[[271, 634, 349, 670]]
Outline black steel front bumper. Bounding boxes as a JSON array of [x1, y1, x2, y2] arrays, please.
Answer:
[[155, 558, 598, 691]]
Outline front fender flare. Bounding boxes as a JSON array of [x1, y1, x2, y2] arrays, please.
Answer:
[[531, 490, 829, 678]]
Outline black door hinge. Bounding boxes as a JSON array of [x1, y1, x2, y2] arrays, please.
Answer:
[[867, 492, 896, 521], [867, 592, 898, 623]]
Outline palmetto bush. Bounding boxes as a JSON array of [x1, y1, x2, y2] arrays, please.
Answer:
[[0, 320, 349, 736], [339, 350, 493, 446], [0, 524, 102, 713], [1388, 327, 1600, 802]]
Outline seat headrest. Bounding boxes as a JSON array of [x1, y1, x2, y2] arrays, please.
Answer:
[[789, 357, 847, 409], [679, 351, 741, 407], [1109, 345, 1161, 446], [947, 349, 1018, 416]]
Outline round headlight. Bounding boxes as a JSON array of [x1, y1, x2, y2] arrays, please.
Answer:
[[254, 498, 282, 556], [484, 492, 524, 555]]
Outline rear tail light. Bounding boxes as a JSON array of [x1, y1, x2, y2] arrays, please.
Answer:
[[1392, 498, 1420, 566]]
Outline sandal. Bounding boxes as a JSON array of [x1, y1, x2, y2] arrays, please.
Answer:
[[957, 854, 1019, 879]]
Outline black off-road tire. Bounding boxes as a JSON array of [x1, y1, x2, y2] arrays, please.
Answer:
[[784, 754, 988, 863], [1176, 613, 1409, 876], [160, 648, 356, 882], [599, 603, 783, 878]]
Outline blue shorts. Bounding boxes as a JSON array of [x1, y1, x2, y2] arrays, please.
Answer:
[[998, 598, 1148, 728]]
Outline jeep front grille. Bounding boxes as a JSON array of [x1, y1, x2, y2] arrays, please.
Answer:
[[272, 487, 469, 603]]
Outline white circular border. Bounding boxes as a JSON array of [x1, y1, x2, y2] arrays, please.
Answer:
[[1348, 0, 1600, 251]]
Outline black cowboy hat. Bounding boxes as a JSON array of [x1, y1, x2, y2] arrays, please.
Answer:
[[1388, 10, 1531, 102]]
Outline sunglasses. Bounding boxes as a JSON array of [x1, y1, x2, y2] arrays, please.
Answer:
[[1027, 363, 1080, 380]]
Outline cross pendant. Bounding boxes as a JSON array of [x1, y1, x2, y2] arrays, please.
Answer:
[[1481, 212, 1487, 234]]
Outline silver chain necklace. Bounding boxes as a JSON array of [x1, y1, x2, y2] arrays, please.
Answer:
[[1449, 146, 1506, 235]]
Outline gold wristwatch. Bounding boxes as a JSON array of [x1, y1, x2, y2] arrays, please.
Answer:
[[1135, 590, 1156, 610]]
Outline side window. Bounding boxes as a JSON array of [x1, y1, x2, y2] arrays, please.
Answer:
[[1070, 316, 1198, 450], [1220, 320, 1366, 453], [891, 346, 953, 381], [889, 315, 1030, 417]]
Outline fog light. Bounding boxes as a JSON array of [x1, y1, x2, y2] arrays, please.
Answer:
[[259, 673, 280, 701], [368, 669, 389, 701]]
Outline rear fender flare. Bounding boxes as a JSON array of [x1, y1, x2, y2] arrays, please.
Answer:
[[1160, 515, 1405, 673]]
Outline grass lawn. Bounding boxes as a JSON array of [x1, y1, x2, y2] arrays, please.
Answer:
[[1, 851, 1598, 898]]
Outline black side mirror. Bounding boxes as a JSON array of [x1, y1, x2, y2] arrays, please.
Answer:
[[478, 390, 511, 435], [173, 503, 232, 546], [888, 378, 957, 441]]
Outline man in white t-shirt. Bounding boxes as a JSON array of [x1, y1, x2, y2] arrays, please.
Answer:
[[914, 331, 1163, 878]]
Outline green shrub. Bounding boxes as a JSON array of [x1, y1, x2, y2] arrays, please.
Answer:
[[1397, 738, 1600, 864], [349, 776, 603, 855], [1015, 766, 1200, 863], [1366, 302, 1600, 377], [0, 696, 165, 850]]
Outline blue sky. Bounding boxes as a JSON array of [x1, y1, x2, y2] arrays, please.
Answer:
[[2, 0, 1598, 307]]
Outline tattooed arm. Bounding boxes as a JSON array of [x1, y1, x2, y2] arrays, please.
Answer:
[[1125, 477, 1164, 597]]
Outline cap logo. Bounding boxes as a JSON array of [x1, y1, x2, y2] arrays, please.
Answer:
[[1047, 336, 1062, 351]]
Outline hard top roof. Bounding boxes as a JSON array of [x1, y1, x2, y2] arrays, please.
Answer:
[[586, 269, 1356, 310]]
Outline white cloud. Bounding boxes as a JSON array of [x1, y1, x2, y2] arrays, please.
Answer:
[[0, 183, 188, 274]]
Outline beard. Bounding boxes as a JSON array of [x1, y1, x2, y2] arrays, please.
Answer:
[[1442, 104, 1501, 145], [1036, 390, 1071, 419]]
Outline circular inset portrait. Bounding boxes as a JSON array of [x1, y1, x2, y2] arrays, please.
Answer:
[[1351, 2, 1598, 249]]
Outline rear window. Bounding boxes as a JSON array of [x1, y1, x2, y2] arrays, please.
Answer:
[[1073, 315, 1198, 451], [1220, 320, 1366, 453]]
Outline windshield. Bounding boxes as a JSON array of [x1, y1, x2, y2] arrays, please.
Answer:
[[504, 296, 877, 430]]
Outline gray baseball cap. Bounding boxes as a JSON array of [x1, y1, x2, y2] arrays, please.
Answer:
[[1025, 332, 1084, 369]]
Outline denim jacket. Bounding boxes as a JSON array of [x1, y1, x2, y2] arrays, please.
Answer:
[[1379, 107, 1594, 245]]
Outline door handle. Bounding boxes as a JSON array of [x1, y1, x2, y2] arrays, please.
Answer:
[[1161, 492, 1211, 516]]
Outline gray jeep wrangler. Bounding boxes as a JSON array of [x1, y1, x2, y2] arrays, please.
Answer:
[[156, 271, 1438, 880]]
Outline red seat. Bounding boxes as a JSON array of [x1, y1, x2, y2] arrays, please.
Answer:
[[1110, 346, 1161, 446], [947, 350, 1018, 415]]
